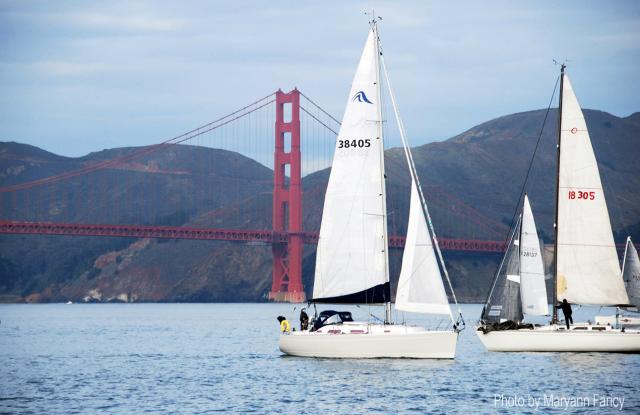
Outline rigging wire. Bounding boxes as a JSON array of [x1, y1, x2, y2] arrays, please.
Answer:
[[480, 75, 561, 320]]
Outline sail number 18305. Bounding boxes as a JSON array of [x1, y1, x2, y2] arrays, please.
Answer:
[[338, 139, 371, 149], [568, 190, 595, 200]]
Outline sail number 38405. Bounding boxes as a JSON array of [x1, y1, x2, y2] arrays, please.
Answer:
[[568, 190, 595, 200], [338, 139, 371, 148]]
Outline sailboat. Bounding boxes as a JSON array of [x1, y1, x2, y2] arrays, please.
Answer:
[[279, 19, 463, 359], [596, 237, 640, 327], [476, 65, 640, 352], [477, 194, 548, 329]]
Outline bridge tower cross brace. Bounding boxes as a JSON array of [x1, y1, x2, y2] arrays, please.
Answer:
[[269, 89, 306, 302]]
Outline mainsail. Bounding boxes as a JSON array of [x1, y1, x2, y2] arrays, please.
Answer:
[[482, 215, 523, 323], [312, 29, 389, 303], [555, 74, 629, 306], [395, 179, 452, 316], [519, 195, 548, 315], [622, 237, 640, 308]]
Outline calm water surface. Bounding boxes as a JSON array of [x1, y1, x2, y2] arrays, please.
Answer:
[[1, 303, 638, 414]]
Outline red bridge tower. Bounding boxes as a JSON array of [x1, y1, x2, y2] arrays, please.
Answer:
[[269, 89, 306, 302]]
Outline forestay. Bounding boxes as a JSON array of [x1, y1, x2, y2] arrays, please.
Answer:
[[312, 30, 390, 303], [519, 195, 548, 315], [556, 74, 628, 306], [395, 179, 452, 316]]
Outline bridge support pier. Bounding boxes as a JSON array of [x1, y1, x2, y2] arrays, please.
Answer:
[[269, 89, 305, 303]]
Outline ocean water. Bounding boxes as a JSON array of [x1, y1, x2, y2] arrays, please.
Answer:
[[0, 303, 638, 414]]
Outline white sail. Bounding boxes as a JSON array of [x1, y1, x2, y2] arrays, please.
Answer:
[[622, 237, 640, 308], [556, 74, 628, 306], [312, 29, 389, 302], [395, 180, 453, 316], [519, 195, 548, 315]]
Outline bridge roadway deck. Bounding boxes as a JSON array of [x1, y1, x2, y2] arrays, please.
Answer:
[[0, 220, 507, 252]]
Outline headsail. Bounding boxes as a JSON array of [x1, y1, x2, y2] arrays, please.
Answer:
[[312, 29, 390, 303], [395, 179, 452, 316], [555, 74, 629, 306], [378, 49, 456, 321], [481, 215, 523, 323], [622, 237, 640, 308], [519, 195, 548, 315]]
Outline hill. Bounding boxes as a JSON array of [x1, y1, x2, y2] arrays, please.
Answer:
[[1, 108, 638, 303]]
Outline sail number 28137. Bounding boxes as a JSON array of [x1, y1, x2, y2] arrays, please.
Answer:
[[568, 190, 595, 200], [338, 139, 371, 148]]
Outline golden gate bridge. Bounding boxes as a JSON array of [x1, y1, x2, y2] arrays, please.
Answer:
[[0, 89, 509, 302]]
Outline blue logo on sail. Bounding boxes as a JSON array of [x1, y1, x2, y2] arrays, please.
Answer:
[[352, 91, 373, 104]]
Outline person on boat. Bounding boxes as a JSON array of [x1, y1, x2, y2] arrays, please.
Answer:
[[277, 316, 291, 333], [299, 308, 309, 331], [556, 299, 573, 329]]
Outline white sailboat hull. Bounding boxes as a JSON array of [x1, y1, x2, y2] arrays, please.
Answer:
[[475, 324, 640, 352], [280, 323, 458, 359]]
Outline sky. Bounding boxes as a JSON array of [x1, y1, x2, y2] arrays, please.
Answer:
[[1, 1, 639, 157]]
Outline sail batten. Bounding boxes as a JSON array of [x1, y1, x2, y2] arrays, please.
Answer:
[[555, 74, 629, 306]]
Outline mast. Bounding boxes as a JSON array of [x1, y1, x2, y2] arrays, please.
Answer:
[[371, 15, 392, 324], [552, 63, 566, 324]]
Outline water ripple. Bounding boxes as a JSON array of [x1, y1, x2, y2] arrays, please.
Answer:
[[0, 303, 638, 414]]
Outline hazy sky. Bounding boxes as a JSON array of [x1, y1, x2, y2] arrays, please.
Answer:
[[1, 1, 638, 157]]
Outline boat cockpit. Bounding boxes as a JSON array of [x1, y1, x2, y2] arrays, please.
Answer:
[[311, 310, 354, 331]]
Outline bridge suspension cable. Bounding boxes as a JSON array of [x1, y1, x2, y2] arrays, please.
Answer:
[[0, 92, 277, 193], [1, 88, 509, 250]]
